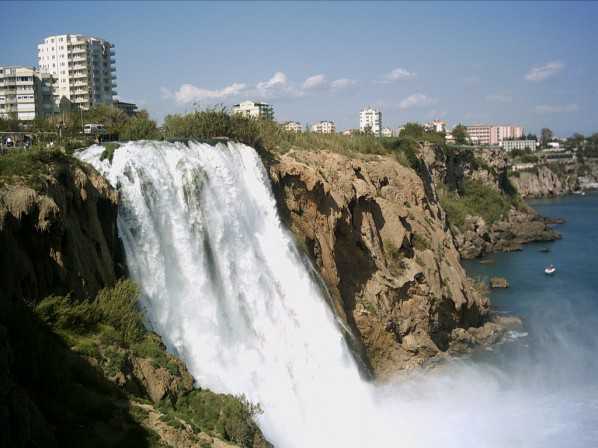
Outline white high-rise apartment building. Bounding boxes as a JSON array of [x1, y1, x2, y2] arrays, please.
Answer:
[[37, 34, 116, 110], [311, 120, 336, 134], [232, 101, 274, 120], [359, 108, 382, 136], [0, 66, 56, 120]]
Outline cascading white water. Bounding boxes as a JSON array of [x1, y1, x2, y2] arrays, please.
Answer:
[[79, 141, 597, 448]]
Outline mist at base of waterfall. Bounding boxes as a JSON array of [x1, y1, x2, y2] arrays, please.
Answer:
[[79, 142, 598, 448]]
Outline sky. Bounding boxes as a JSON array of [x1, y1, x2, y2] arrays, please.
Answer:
[[1, 1, 597, 136]]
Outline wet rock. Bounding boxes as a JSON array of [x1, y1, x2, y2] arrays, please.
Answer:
[[489, 277, 509, 288]]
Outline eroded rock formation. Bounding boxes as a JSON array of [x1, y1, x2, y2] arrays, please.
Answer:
[[269, 150, 496, 378], [0, 157, 123, 303]]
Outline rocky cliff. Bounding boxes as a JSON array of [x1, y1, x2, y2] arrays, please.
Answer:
[[0, 150, 268, 448], [268, 149, 508, 378], [509, 160, 598, 198], [0, 151, 123, 304], [422, 145, 561, 259]]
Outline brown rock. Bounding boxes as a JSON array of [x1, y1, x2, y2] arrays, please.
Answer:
[[268, 149, 490, 377], [489, 277, 509, 288]]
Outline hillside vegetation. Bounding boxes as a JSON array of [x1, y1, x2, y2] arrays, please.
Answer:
[[2, 279, 268, 448]]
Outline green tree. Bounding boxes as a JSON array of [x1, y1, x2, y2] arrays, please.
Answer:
[[452, 124, 468, 144], [400, 122, 425, 139], [120, 111, 160, 140], [540, 128, 553, 147]]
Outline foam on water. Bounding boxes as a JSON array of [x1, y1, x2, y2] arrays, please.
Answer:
[[79, 141, 598, 448]]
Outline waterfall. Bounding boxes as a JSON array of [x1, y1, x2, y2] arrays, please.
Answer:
[[79, 141, 596, 448]]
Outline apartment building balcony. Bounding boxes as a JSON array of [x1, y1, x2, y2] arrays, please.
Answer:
[[71, 56, 87, 63], [70, 71, 89, 80]]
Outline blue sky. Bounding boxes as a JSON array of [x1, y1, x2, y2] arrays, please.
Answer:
[[2, 1, 597, 136]]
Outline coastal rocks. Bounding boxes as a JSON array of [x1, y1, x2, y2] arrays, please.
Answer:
[[0, 156, 123, 303], [509, 165, 572, 198], [453, 207, 560, 259], [269, 149, 491, 377], [490, 277, 509, 288]]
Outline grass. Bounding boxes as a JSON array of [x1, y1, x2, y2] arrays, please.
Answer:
[[412, 233, 431, 251], [0, 148, 77, 189], [162, 108, 430, 168], [158, 389, 263, 447], [100, 142, 121, 163], [439, 179, 513, 229], [34, 279, 266, 447]]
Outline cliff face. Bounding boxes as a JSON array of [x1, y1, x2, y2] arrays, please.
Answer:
[[0, 156, 123, 303], [422, 145, 561, 259], [509, 161, 598, 198], [269, 150, 496, 378], [509, 166, 573, 198]]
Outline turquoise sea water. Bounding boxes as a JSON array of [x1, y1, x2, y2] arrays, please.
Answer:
[[464, 193, 598, 446]]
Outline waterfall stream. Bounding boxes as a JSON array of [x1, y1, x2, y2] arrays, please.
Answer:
[[79, 141, 597, 448]]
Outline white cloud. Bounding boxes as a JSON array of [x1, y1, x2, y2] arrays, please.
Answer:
[[399, 93, 435, 110], [302, 74, 327, 90], [164, 71, 355, 105], [255, 71, 303, 99], [486, 94, 513, 103], [535, 103, 578, 114], [525, 61, 564, 81], [172, 82, 247, 104], [330, 78, 356, 89], [383, 67, 416, 82]]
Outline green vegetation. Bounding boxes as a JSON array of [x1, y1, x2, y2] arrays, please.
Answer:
[[158, 390, 262, 446], [100, 142, 121, 163], [451, 124, 468, 145], [439, 179, 513, 229], [412, 233, 431, 251], [32, 279, 265, 447], [0, 148, 78, 189]]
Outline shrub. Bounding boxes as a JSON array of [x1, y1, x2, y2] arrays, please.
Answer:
[[439, 179, 512, 229], [412, 233, 431, 251], [100, 142, 121, 163], [160, 390, 263, 447], [36, 279, 144, 346], [120, 113, 160, 141]]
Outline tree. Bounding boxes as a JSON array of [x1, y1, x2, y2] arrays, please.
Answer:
[[526, 133, 537, 141], [120, 111, 160, 140], [452, 124, 468, 145], [540, 128, 553, 147], [400, 122, 425, 139]]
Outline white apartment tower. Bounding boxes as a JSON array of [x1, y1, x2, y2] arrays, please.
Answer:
[[0, 66, 56, 120], [37, 34, 116, 110], [232, 101, 274, 120], [359, 107, 382, 136]]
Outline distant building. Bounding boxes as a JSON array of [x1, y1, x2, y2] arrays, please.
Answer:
[[466, 124, 524, 145], [311, 120, 336, 134], [425, 120, 447, 133], [547, 142, 561, 150], [113, 100, 138, 116], [232, 100, 274, 120], [381, 127, 392, 138], [342, 129, 355, 136], [283, 121, 303, 133], [359, 108, 382, 136], [501, 139, 538, 152], [0, 66, 56, 120], [38, 34, 116, 110]]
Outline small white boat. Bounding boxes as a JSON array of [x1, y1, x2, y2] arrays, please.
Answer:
[[545, 265, 556, 275]]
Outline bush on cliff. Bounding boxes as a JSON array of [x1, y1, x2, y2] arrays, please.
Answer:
[[0, 148, 78, 189], [439, 179, 512, 229], [33, 279, 267, 447]]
